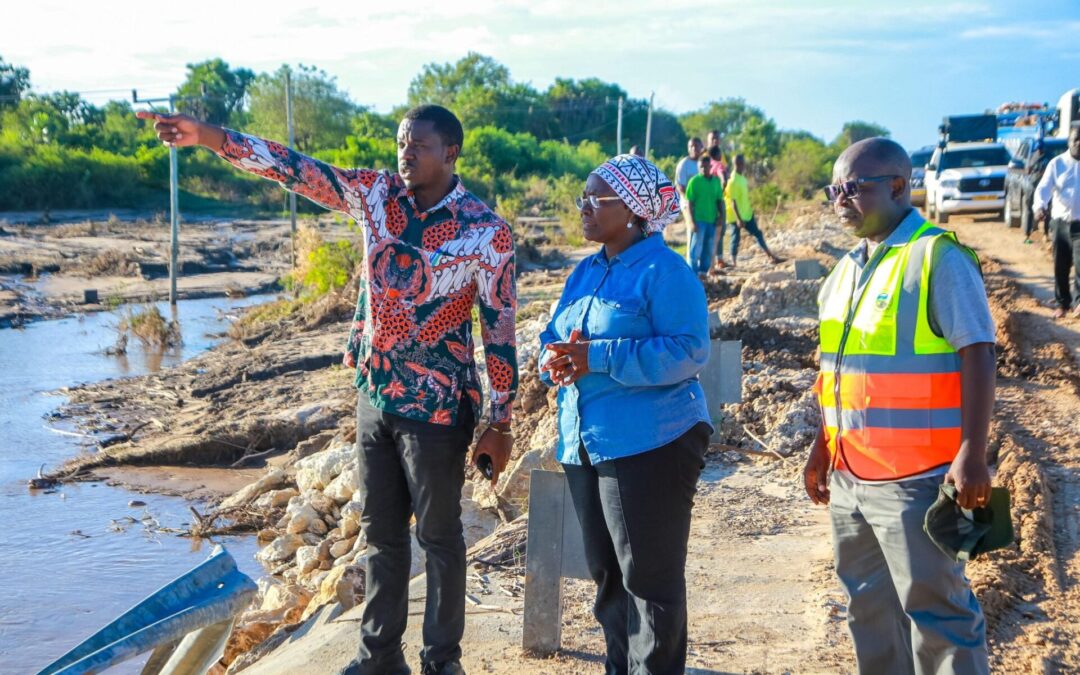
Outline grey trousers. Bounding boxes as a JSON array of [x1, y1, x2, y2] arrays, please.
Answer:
[[562, 422, 710, 675], [355, 397, 475, 666], [829, 471, 989, 675]]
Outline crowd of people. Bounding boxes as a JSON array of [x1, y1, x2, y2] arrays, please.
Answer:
[[138, 104, 1002, 675], [674, 132, 783, 278]]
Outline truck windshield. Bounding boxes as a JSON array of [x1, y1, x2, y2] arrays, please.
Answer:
[[941, 147, 1011, 169], [910, 150, 933, 167], [1036, 140, 1068, 158]]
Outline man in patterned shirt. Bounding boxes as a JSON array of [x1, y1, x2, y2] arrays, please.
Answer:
[[138, 104, 517, 675]]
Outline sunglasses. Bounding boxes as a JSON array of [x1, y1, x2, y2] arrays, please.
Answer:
[[575, 195, 624, 210], [823, 175, 901, 202]]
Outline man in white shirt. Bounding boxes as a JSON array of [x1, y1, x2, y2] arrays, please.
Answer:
[[1035, 122, 1080, 318], [675, 137, 704, 263]]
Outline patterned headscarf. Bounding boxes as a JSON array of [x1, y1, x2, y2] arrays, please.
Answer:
[[591, 154, 681, 234]]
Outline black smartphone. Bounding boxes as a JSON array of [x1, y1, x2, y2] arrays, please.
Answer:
[[476, 453, 494, 480]]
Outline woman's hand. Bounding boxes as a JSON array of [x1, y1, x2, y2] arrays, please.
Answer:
[[135, 111, 225, 151], [541, 329, 590, 386]]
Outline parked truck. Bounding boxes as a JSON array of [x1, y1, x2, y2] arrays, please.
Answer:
[[924, 114, 1011, 224]]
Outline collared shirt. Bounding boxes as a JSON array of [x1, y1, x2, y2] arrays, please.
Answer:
[[1034, 151, 1080, 221], [725, 172, 752, 222], [832, 209, 995, 483], [538, 234, 712, 464], [216, 130, 518, 426]]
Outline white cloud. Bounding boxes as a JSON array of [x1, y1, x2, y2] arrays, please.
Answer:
[[960, 20, 1080, 40]]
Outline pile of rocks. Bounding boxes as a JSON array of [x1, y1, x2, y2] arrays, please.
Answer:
[[217, 376, 564, 670], [719, 270, 820, 324]]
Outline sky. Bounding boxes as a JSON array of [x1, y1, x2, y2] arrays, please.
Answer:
[[2, 0, 1078, 152]]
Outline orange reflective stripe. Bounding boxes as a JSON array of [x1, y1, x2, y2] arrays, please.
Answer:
[[836, 427, 960, 480], [816, 371, 961, 411], [862, 372, 961, 409]]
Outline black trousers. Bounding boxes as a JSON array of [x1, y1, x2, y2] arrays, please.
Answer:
[[355, 397, 475, 666], [1052, 218, 1080, 310], [562, 423, 710, 675]]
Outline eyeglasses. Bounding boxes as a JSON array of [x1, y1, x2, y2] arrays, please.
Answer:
[[575, 195, 624, 210], [823, 175, 902, 202]]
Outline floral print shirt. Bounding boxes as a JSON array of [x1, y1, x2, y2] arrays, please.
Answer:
[[216, 131, 518, 425]]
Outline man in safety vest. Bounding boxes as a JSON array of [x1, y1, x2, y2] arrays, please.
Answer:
[[803, 138, 996, 675]]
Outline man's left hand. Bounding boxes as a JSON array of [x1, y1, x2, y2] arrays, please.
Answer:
[[471, 425, 513, 487], [945, 446, 992, 510]]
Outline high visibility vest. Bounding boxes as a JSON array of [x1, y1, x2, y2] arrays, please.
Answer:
[[815, 219, 979, 480]]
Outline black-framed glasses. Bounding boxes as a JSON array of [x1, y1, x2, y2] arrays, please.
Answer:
[[823, 175, 901, 202], [575, 195, 624, 210]]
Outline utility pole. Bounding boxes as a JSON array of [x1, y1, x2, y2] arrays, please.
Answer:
[[133, 87, 216, 305], [644, 92, 654, 158], [285, 67, 298, 270], [616, 97, 623, 155]]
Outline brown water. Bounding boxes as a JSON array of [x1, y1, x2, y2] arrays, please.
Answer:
[[0, 293, 272, 672]]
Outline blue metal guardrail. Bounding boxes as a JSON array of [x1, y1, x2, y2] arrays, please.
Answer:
[[37, 545, 257, 675]]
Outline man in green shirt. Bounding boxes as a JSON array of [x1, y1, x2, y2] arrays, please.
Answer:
[[725, 154, 783, 266], [685, 156, 725, 274]]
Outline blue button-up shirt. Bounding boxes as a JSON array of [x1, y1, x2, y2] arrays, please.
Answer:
[[539, 234, 713, 465]]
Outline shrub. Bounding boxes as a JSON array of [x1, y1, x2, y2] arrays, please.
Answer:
[[117, 305, 181, 350]]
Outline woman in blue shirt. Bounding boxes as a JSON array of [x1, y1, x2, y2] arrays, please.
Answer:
[[539, 154, 713, 674]]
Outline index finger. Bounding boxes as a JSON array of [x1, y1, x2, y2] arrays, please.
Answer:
[[135, 111, 161, 121]]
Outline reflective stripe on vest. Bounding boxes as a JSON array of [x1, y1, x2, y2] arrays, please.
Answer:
[[816, 219, 978, 480]]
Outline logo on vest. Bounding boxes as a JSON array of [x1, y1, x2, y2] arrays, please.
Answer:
[[874, 292, 890, 310]]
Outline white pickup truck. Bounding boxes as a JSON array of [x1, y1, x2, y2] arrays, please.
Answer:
[[924, 142, 1012, 224]]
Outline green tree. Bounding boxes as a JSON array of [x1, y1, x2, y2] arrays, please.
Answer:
[[1, 92, 102, 147], [0, 56, 31, 111], [408, 52, 512, 105], [774, 136, 835, 198], [731, 115, 780, 170], [832, 121, 890, 149], [247, 64, 357, 153], [407, 53, 546, 134], [680, 98, 769, 143], [175, 58, 255, 126]]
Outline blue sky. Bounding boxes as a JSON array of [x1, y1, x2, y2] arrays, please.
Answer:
[[3, 0, 1078, 152]]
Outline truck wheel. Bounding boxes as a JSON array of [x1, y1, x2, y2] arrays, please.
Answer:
[[1005, 196, 1018, 227]]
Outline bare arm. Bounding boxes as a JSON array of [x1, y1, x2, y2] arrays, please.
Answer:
[[946, 342, 995, 508]]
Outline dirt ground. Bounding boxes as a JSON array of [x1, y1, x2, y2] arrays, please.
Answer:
[[24, 206, 1080, 673]]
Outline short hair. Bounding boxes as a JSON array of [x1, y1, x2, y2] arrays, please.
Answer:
[[689, 136, 704, 145], [402, 104, 464, 148], [698, 155, 711, 166], [839, 137, 911, 177], [708, 129, 720, 137], [708, 146, 723, 160], [734, 153, 745, 164]]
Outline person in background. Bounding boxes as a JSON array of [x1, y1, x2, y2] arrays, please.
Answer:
[[675, 137, 705, 263], [629, 144, 644, 157], [1034, 121, 1080, 319], [706, 145, 729, 272], [685, 155, 725, 276], [706, 130, 729, 179], [725, 154, 783, 266], [539, 153, 711, 675]]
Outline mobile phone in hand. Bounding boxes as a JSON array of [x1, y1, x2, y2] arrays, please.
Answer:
[[476, 453, 494, 480]]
